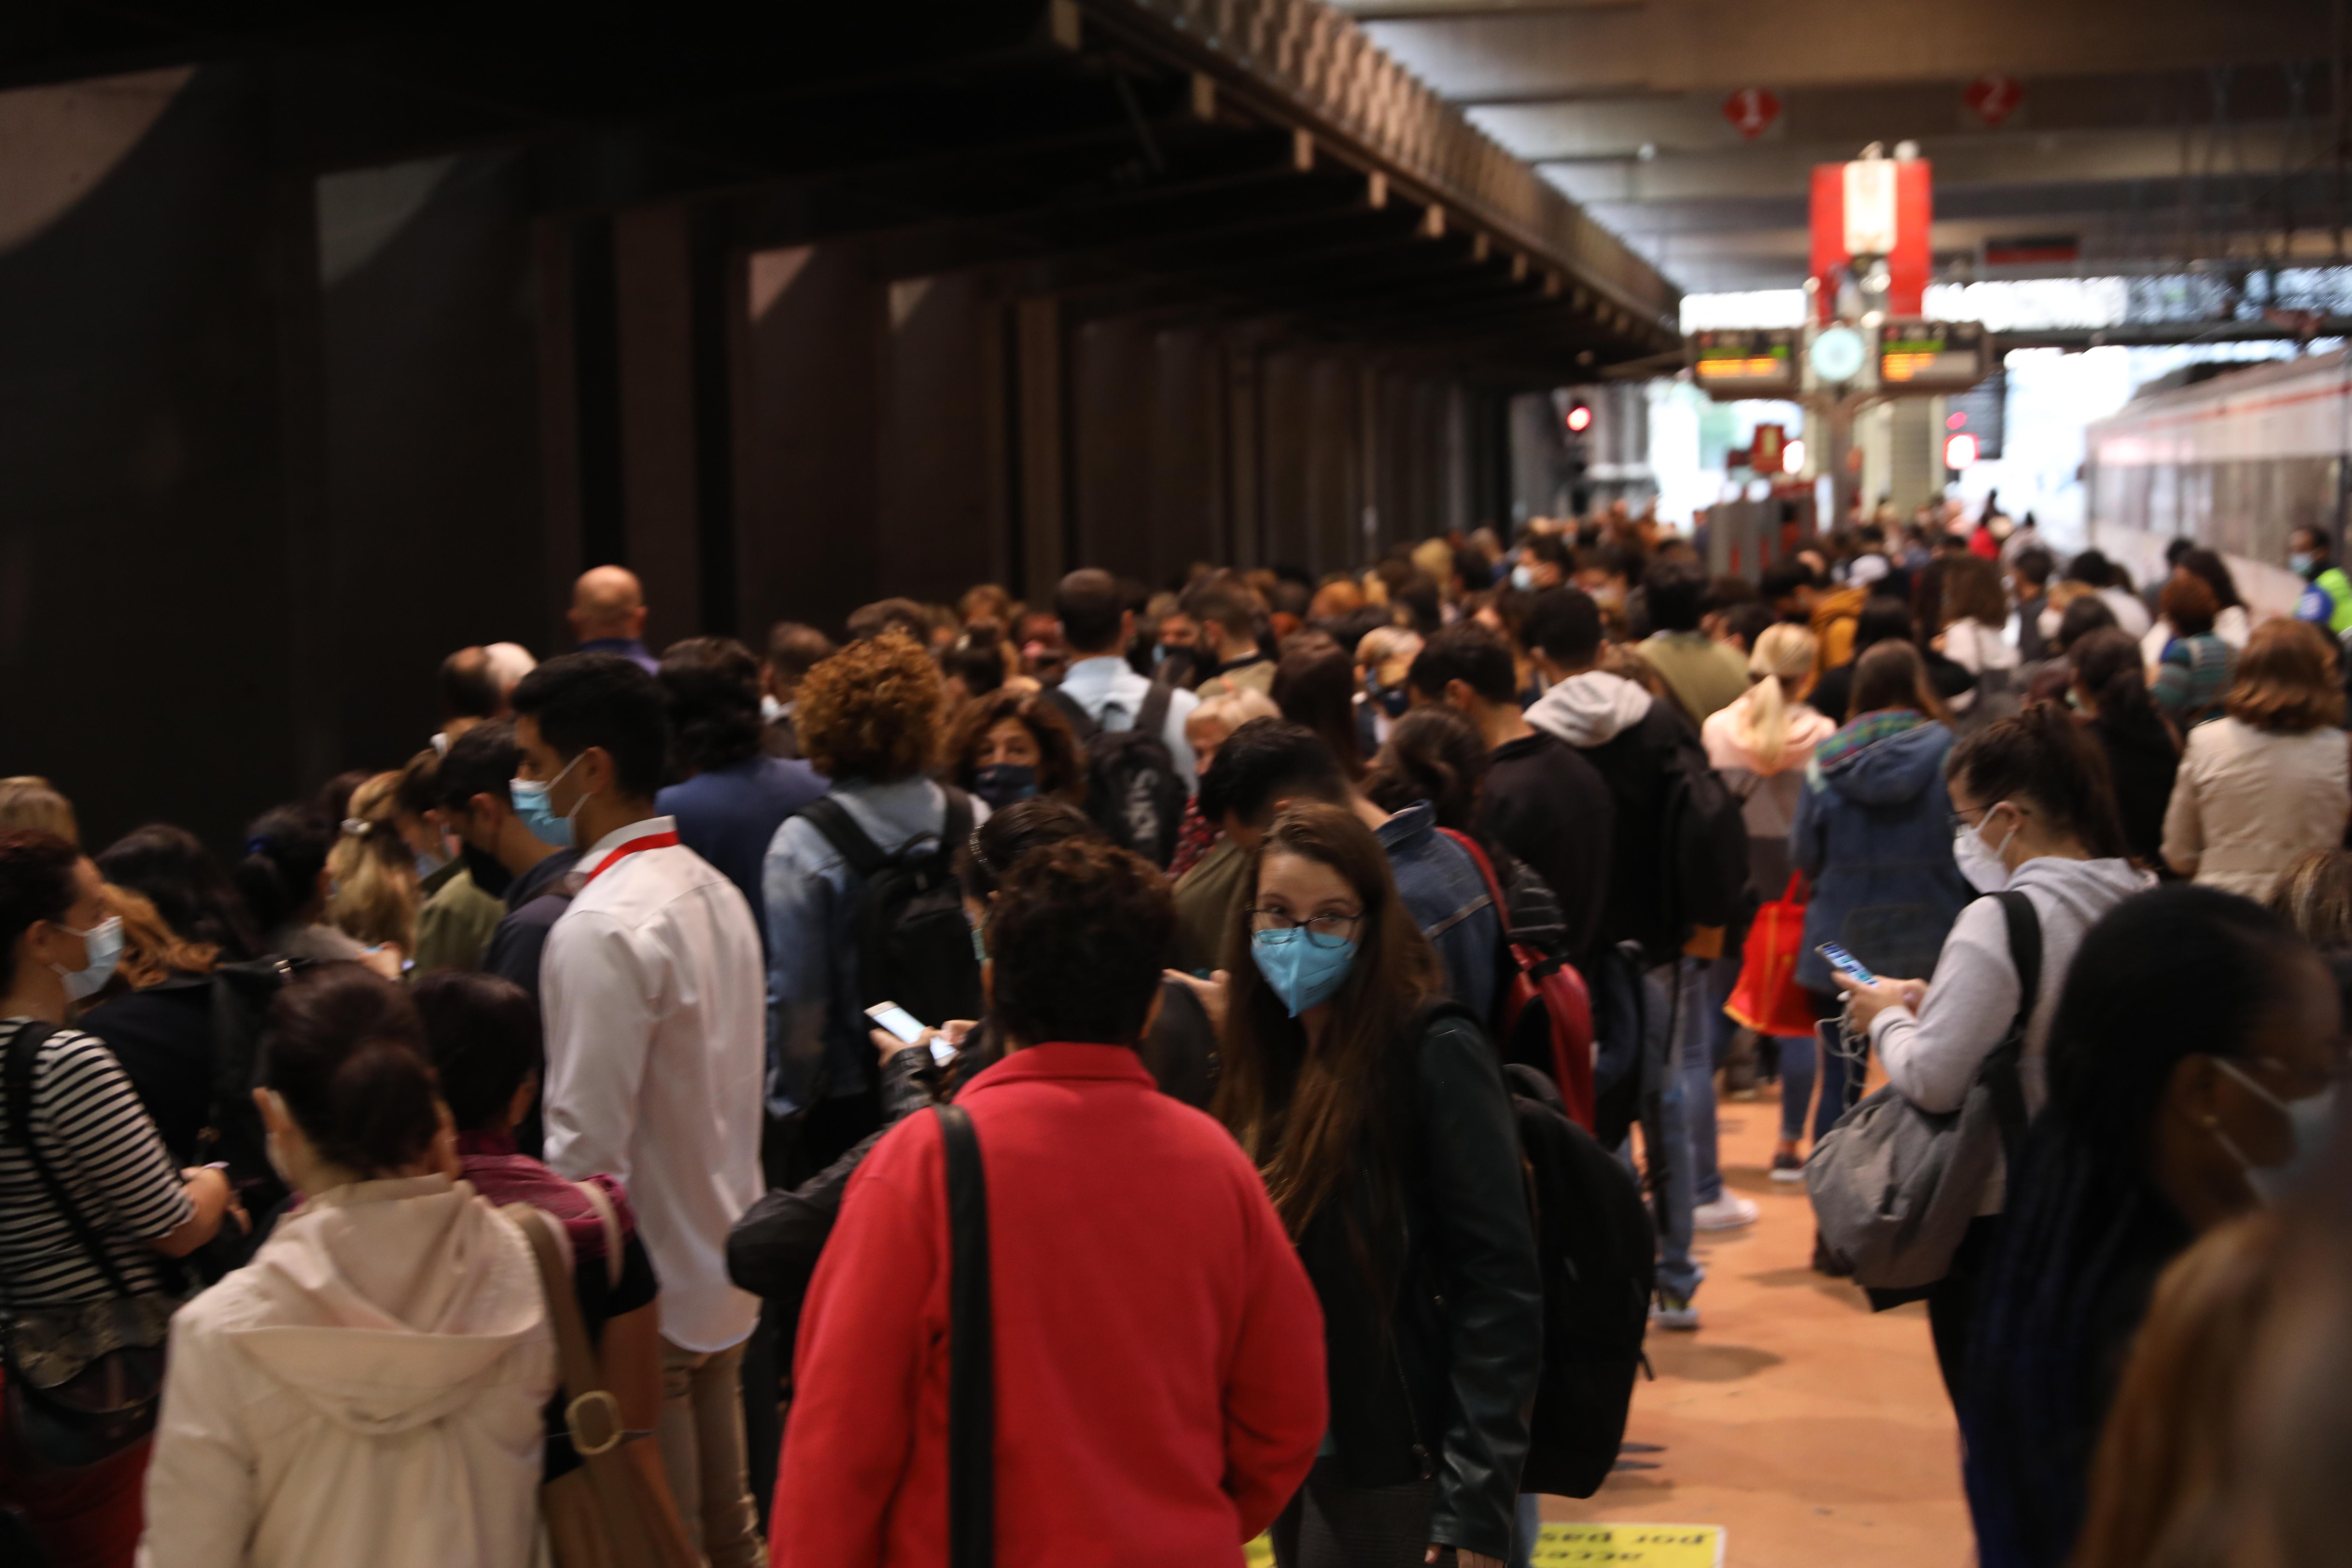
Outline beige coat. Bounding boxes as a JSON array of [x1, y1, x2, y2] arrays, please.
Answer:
[[137, 1176, 555, 1568], [2162, 716, 2352, 900]]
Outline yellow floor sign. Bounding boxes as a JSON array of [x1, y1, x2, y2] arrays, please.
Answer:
[[1245, 1525, 1724, 1567]]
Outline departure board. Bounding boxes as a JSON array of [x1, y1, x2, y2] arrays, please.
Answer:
[[1689, 329, 1801, 398], [1876, 320, 1987, 391]]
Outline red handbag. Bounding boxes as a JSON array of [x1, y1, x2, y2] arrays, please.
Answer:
[[1724, 874, 1818, 1038]]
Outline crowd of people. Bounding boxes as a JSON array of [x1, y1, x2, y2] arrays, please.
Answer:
[[2, 502, 2352, 1568]]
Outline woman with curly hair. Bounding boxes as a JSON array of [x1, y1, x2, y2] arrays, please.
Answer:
[[761, 632, 981, 1176], [941, 687, 1086, 813]]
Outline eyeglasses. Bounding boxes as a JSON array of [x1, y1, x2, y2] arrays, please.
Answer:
[[1247, 907, 1363, 949]]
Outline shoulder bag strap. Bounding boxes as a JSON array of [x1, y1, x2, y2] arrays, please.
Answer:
[[800, 795, 889, 879], [1985, 890, 2044, 1167], [507, 1207, 624, 1453], [933, 1103, 994, 1568], [572, 1180, 625, 1292], [1435, 827, 1513, 945], [1134, 679, 1174, 744], [5, 1021, 141, 1301], [1040, 685, 1100, 743]]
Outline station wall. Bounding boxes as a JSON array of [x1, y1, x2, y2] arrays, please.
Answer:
[[0, 64, 1528, 855]]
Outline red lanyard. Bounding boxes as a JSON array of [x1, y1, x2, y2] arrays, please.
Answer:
[[583, 828, 679, 886]]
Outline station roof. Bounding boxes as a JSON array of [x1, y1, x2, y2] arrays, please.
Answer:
[[3, 0, 1681, 381], [1337, 0, 2339, 293]]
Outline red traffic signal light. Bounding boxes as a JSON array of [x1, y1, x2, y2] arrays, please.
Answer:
[[1565, 404, 1593, 433]]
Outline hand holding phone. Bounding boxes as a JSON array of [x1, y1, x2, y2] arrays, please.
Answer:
[[864, 1001, 926, 1044]]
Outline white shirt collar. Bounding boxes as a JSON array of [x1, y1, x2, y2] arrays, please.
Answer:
[[578, 815, 678, 860]]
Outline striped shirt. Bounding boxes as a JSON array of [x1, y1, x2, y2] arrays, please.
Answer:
[[0, 1020, 192, 1308]]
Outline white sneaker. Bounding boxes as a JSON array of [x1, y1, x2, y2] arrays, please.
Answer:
[[1692, 1194, 1760, 1232], [1650, 1292, 1700, 1331]]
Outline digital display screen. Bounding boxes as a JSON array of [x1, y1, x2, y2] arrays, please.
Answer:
[[1876, 320, 1986, 390], [1690, 330, 1800, 397]]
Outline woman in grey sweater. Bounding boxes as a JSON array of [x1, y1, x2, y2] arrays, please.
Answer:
[[1837, 703, 2150, 1398]]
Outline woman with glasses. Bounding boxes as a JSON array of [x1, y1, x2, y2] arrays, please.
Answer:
[[1214, 801, 1541, 1568], [1836, 704, 2148, 1400]]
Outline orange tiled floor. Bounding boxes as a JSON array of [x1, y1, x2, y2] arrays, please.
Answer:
[[1543, 1075, 1974, 1567]]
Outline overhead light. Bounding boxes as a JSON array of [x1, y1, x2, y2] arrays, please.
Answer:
[[1783, 439, 1807, 475]]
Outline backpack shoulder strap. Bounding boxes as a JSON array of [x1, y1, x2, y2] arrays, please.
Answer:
[[938, 788, 975, 867], [4, 1021, 136, 1300], [1984, 889, 2044, 1164], [1040, 685, 1100, 744], [1134, 679, 1174, 744], [801, 795, 889, 879], [933, 1103, 994, 1568], [1435, 827, 1513, 942]]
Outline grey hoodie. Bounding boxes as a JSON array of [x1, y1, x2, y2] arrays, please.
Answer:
[[1524, 670, 1653, 750], [1869, 854, 2153, 1209]]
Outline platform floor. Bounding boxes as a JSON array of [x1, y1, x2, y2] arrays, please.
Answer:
[[1544, 1083, 1974, 1567]]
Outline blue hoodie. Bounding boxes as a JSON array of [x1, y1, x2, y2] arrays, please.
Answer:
[[1790, 716, 1972, 992]]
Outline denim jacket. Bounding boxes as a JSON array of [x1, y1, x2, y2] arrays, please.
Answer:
[[762, 776, 963, 1118], [1375, 802, 1500, 1022]]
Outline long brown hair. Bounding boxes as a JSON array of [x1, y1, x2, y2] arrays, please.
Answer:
[[1848, 639, 1951, 725], [1213, 802, 1441, 1237]]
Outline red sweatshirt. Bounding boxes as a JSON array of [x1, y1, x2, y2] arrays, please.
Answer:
[[773, 1043, 1326, 1568]]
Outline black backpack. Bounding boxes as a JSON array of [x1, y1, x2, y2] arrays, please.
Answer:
[[802, 790, 985, 1034], [1506, 1063, 1654, 1499], [1043, 682, 1186, 869], [1657, 724, 1751, 943]]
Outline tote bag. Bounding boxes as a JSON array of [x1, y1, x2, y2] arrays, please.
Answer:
[[1723, 875, 1816, 1038]]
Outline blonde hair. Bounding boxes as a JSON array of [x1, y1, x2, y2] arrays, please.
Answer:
[[1188, 687, 1278, 744], [325, 772, 419, 952], [1732, 623, 1819, 761], [0, 777, 77, 844]]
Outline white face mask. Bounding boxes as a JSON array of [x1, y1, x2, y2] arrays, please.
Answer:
[[1953, 804, 2019, 894], [2209, 1057, 2341, 1203]]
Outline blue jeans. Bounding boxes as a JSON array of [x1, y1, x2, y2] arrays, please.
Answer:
[[1632, 958, 1708, 1301], [1777, 1028, 1818, 1143]]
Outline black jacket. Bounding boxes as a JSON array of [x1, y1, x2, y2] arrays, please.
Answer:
[[1568, 702, 1690, 961], [1479, 732, 1613, 961], [1295, 1006, 1542, 1562]]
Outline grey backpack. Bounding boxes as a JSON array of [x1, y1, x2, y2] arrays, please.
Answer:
[[1804, 890, 2040, 1292]]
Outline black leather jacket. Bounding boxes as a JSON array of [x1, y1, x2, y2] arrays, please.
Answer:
[[1296, 1006, 1542, 1562]]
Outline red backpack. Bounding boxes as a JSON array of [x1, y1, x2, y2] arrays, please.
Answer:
[[1437, 828, 1597, 1129]]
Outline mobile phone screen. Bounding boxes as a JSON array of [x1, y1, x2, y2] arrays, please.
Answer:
[[864, 1001, 926, 1044], [1817, 943, 1877, 985]]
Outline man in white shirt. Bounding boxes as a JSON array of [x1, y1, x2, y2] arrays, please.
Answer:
[[512, 652, 768, 1568], [1049, 568, 1203, 790]]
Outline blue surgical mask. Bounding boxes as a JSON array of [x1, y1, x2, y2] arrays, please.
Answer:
[[2210, 1057, 2342, 1202], [1250, 929, 1359, 1017], [55, 916, 124, 1002], [1511, 564, 1537, 592], [2290, 551, 2315, 578], [971, 763, 1038, 811], [510, 752, 586, 849]]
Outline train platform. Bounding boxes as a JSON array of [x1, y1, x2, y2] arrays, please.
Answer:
[[1545, 1077, 1969, 1568]]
